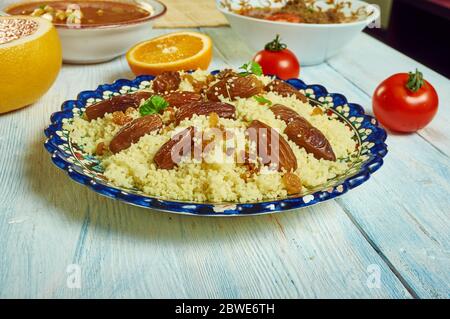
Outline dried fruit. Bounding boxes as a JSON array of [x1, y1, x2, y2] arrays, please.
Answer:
[[265, 79, 307, 102], [163, 91, 203, 108], [283, 172, 302, 195], [125, 107, 136, 115], [112, 111, 132, 126], [164, 106, 176, 124], [208, 112, 219, 127], [85, 91, 151, 121], [182, 73, 215, 93], [311, 107, 324, 116], [270, 104, 301, 123], [95, 142, 106, 156], [152, 71, 181, 93], [239, 150, 259, 180], [109, 115, 162, 154], [285, 118, 336, 161], [206, 75, 264, 102], [175, 101, 236, 125], [154, 127, 194, 169], [247, 120, 297, 172], [270, 104, 336, 161]]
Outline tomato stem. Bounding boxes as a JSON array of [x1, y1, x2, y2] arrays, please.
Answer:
[[265, 35, 287, 51], [406, 69, 424, 92]]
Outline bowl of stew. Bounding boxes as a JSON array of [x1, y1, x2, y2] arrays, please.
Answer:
[[4, 0, 166, 63], [216, 0, 380, 66]]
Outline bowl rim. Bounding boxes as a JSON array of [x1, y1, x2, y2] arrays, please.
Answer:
[[3, 0, 167, 30], [216, 0, 380, 28]]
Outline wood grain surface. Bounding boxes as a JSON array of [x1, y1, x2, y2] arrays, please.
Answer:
[[154, 0, 229, 28]]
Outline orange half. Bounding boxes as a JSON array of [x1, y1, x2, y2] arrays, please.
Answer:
[[126, 31, 213, 75]]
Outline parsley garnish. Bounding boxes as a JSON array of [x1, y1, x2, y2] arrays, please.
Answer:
[[254, 95, 272, 105], [139, 95, 169, 116], [239, 61, 263, 76]]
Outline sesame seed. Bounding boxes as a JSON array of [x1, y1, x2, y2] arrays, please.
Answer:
[[0, 19, 38, 45]]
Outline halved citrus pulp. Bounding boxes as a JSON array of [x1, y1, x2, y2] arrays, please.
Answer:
[[0, 16, 62, 114], [126, 31, 213, 75]]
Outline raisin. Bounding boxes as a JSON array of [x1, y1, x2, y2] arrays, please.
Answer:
[[112, 111, 132, 126], [283, 172, 302, 195]]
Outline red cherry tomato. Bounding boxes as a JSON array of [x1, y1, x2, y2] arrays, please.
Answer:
[[253, 35, 300, 80], [373, 69, 438, 133]]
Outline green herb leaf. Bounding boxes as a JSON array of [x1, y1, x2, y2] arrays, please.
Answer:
[[239, 61, 263, 76], [139, 95, 169, 116], [250, 61, 263, 76], [238, 62, 249, 76], [254, 95, 272, 105]]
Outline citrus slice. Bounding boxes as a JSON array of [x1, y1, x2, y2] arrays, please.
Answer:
[[0, 16, 62, 114], [126, 31, 213, 75]]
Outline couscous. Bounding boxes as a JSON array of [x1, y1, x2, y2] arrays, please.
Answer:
[[64, 69, 356, 202]]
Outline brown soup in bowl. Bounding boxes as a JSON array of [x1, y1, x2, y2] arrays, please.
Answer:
[[6, 0, 153, 27]]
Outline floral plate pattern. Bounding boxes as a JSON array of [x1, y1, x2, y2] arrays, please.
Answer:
[[44, 72, 388, 216]]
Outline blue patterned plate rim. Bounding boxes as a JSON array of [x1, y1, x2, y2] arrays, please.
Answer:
[[44, 71, 388, 216]]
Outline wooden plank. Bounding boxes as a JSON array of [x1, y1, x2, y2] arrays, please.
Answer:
[[0, 155, 411, 298], [200, 27, 254, 67], [199, 27, 450, 298], [154, 0, 229, 28], [302, 61, 450, 298], [0, 29, 411, 298], [0, 119, 412, 298], [327, 33, 450, 157]]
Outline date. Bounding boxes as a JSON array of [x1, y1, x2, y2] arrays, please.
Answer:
[[247, 120, 297, 172], [154, 127, 194, 169], [270, 104, 302, 124], [85, 91, 151, 121], [265, 79, 307, 103], [284, 117, 336, 161], [175, 101, 236, 125], [109, 115, 162, 154], [206, 75, 264, 102], [152, 71, 181, 93], [271, 104, 336, 161], [163, 91, 203, 109]]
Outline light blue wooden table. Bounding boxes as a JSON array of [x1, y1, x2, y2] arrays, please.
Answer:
[[0, 26, 449, 299]]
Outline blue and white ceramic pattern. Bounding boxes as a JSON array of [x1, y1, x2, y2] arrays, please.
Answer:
[[44, 72, 388, 216]]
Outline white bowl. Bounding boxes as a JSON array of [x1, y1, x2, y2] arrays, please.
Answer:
[[3, 0, 166, 64], [216, 0, 380, 66]]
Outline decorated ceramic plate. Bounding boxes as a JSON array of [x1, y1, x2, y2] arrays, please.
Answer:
[[44, 71, 387, 216]]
